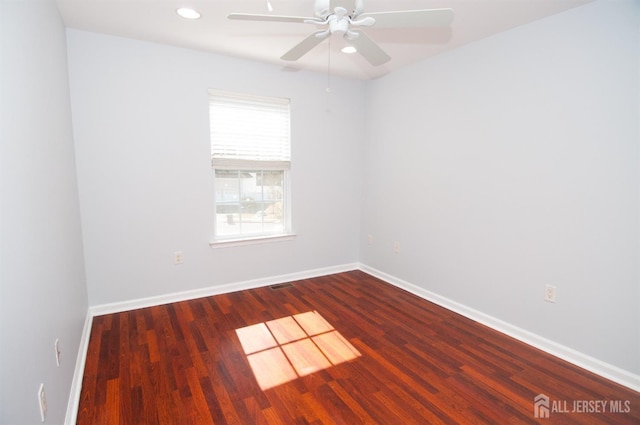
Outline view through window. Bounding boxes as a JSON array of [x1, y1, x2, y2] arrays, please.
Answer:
[[214, 170, 285, 238]]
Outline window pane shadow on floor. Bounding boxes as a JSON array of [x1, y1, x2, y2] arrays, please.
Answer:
[[236, 310, 361, 390]]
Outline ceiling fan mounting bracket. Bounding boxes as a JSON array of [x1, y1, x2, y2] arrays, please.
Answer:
[[314, 0, 364, 19]]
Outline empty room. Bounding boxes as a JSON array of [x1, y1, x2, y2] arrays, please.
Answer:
[[1, 0, 639, 424]]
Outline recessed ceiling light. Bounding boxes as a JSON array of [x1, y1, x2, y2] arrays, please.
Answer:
[[341, 46, 357, 54], [176, 7, 201, 20]]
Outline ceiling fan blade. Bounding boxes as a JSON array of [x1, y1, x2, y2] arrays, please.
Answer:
[[281, 31, 327, 61], [358, 8, 454, 29], [349, 31, 390, 66], [228, 13, 317, 24]]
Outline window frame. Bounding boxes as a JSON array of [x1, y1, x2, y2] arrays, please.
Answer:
[[208, 89, 294, 246]]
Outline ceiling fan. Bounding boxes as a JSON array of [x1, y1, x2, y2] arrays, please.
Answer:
[[228, 0, 454, 66]]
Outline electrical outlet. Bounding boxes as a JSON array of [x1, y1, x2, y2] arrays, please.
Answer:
[[174, 251, 183, 265], [393, 241, 400, 254], [38, 383, 47, 422], [54, 338, 61, 367], [367, 235, 373, 245], [544, 285, 557, 303]]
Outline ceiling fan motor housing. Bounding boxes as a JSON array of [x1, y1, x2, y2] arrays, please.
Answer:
[[328, 12, 350, 36]]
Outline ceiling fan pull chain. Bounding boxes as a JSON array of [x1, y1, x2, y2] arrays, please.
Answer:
[[326, 37, 332, 94]]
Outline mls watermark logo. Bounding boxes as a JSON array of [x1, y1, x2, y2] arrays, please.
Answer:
[[533, 393, 632, 419], [534, 394, 550, 418]]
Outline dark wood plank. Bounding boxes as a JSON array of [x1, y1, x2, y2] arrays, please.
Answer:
[[77, 271, 640, 424]]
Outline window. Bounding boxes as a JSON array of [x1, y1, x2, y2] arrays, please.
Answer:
[[209, 89, 291, 242]]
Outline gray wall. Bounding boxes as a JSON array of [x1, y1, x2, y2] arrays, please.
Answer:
[[66, 30, 365, 306], [0, 1, 88, 424], [361, 0, 639, 374]]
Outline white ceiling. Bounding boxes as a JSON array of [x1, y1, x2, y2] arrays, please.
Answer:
[[56, 0, 592, 80]]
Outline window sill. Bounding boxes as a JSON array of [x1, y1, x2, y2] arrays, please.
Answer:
[[210, 233, 296, 248]]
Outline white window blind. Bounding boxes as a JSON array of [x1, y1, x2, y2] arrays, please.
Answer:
[[209, 89, 291, 170]]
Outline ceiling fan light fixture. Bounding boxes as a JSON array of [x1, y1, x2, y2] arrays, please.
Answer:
[[341, 46, 357, 54], [176, 7, 201, 20]]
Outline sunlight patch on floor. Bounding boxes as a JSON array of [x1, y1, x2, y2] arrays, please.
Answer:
[[236, 311, 361, 390]]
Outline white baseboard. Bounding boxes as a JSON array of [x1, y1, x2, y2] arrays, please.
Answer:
[[359, 264, 640, 393], [89, 263, 359, 317], [65, 310, 93, 425], [66, 263, 358, 423]]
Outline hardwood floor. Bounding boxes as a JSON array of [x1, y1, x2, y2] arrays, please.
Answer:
[[77, 271, 640, 424]]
